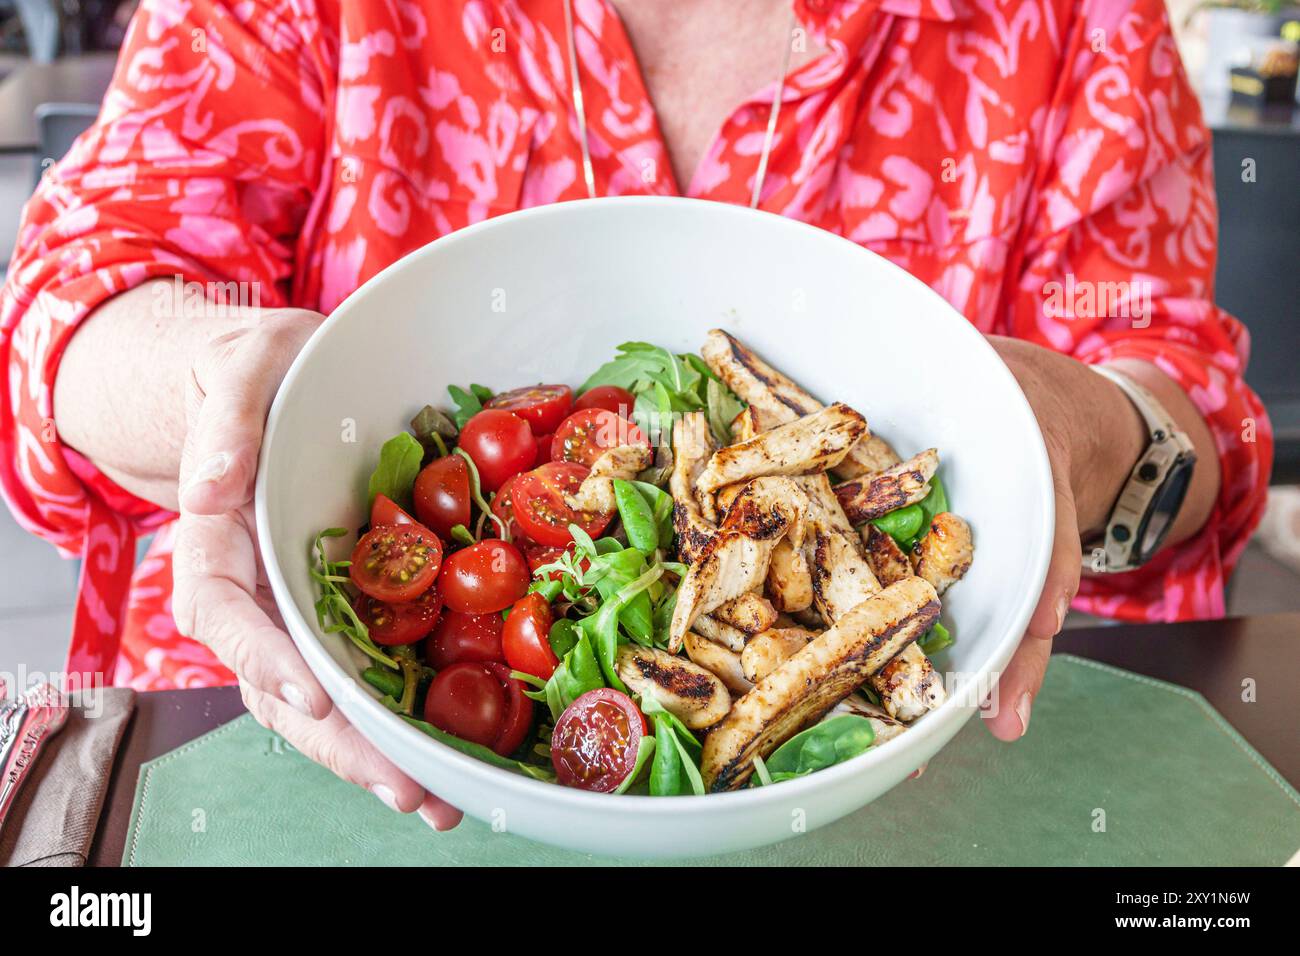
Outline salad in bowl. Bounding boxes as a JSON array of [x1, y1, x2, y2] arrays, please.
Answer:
[[310, 329, 973, 796]]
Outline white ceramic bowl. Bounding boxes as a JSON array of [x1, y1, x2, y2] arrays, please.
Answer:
[[256, 197, 1053, 858]]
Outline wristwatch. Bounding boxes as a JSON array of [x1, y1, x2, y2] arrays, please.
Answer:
[[1083, 367, 1197, 574]]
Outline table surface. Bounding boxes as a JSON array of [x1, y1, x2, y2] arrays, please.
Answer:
[[0, 54, 117, 154], [86, 611, 1300, 867]]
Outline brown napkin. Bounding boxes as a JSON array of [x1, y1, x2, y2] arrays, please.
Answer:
[[0, 688, 135, 867]]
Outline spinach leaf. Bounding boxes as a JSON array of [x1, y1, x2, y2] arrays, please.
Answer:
[[530, 628, 604, 721], [366, 432, 425, 508], [645, 693, 705, 797], [762, 715, 876, 783], [918, 474, 949, 527], [918, 620, 953, 655], [614, 734, 657, 795], [705, 376, 744, 445]]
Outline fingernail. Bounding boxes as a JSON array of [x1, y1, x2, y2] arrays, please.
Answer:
[[280, 682, 312, 717], [185, 452, 229, 491], [418, 804, 450, 831], [908, 761, 928, 780], [1016, 691, 1033, 737], [1054, 592, 1071, 633], [370, 783, 400, 812]]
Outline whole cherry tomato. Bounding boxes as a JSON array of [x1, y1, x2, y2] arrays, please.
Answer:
[[426, 609, 504, 668], [413, 455, 471, 540], [573, 385, 636, 417], [423, 662, 505, 748], [354, 586, 443, 646], [458, 410, 536, 493], [439, 539, 530, 614]]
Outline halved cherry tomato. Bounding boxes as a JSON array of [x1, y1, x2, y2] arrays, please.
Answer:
[[551, 688, 648, 792], [413, 455, 471, 540], [426, 609, 503, 668], [574, 385, 636, 418], [370, 493, 417, 528], [512, 462, 613, 547], [349, 524, 441, 603], [489, 475, 532, 545], [439, 539, 530, 614], [422, 661, 534, 756], [502, 592, 559, 679], [458, 409, 537, 493], [485, 384, 574, 435], [483, 661, 534, 756], [354, 586, 443, 646], [424, 662, 505, 748], [550, 408, 648, 467], [523, 542, 589, 581]]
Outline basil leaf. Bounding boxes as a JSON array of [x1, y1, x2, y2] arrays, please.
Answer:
[[366, 432, 424, 508], [763, 714, 876, 782]]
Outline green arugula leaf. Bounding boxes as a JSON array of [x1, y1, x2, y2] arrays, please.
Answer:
[[366, 432, 424, 508], [447, 383, 493, 429], [309, 528, 398, 670]]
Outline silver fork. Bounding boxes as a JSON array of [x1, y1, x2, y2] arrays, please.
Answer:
[[0, 682, 71, 836]]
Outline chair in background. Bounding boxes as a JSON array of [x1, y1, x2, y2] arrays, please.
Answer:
[[31, 100, 98, 187]]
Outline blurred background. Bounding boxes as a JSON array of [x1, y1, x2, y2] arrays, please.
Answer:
[[0, 1, 1297, 676]]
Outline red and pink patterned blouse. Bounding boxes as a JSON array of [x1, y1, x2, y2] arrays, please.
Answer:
[[0, 0, 1273, 689]]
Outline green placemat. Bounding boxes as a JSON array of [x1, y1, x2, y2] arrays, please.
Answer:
[[123, 656, 1300, 866]]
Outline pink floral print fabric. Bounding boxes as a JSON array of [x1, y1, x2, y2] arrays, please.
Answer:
[[0, 0, 1272, 688]]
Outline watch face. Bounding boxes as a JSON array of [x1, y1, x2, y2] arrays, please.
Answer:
[[1135, 453, 1195, 563]]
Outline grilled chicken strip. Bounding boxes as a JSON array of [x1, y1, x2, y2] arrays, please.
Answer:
[[831, 693, 908, 745], [834, 448, 939, 524], [805, 521, 946, 721], [729, 406, 763, 443], [863, 523, 913, 586], [670, 412, 716, 564], [668, 476, 808, 653], [614, 645, 731, 730], [694, 402, 867, 497], [766, 537, 813, 612], [691, 614, 748, 652], [684, 631, 754, 695], [700, 576, 940, 791], [911, 512, 974, 596], [700, 328, 895, 479], [741, 627, 815, 683], [564, 443, 654, 513], [799, 472, 860, 544], [712, 592, 779, 633]]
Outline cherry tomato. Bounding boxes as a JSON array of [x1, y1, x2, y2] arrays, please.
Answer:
[[370, 492, 418, 528], [458, 409, 537, 493], [550, 408, 648, 467], [532, 433, 554, 468], [413, 455, 471, 540], [354, 586, 443, 646], [489, 475, 532, 545], [483, 661, 534, 756], [439, 539, 530, 614], [349, 524, 441, 603], [551, 688, 648, 792], [423, 662, 505, 748], [574, 385, 636, 418], [485, 384, 574, 435], [512, 462, 613, 547], [426, 609, 503, 668], [502, 592, 559, 679]]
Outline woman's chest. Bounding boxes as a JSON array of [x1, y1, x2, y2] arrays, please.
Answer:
[[300, 2, 1057, 325]]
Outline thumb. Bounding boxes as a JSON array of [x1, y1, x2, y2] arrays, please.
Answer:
[[179, 313, 320, 515]]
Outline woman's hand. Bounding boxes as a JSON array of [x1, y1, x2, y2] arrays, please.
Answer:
[[980, 335, 1138, 739], [169, 308, 462, 830]]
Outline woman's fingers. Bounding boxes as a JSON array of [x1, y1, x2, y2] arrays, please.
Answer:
[[980, 627, 1053, 741], [239, 682, 458, 825], [981, 468, 1079, 741], [173, 506, 332, 719], [179, 312, 321, 516]]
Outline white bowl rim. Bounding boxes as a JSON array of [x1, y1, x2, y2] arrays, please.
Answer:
[[255, 195, 1055, 813]]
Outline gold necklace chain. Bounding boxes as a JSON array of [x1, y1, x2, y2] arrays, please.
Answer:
[[562, 0, 797, 208]]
